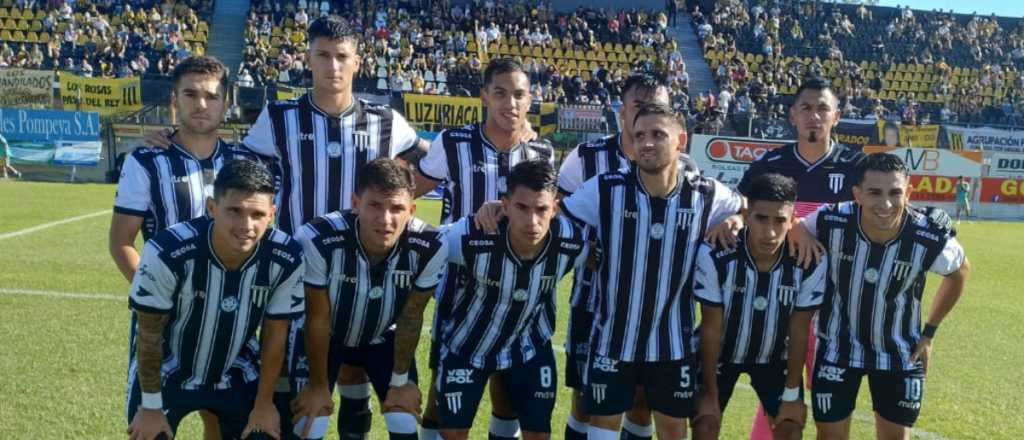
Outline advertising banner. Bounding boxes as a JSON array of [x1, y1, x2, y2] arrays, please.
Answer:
[[945, 126, 1024, 152], [402, 94, 557, 135], [689, 134, 791, 188], [862, 146, 982, 202], [58, 73, 142, 115], [876, 121, 941, 148], [0, 107, 101, 142], [0, 68, 53, 107], [980, 177, 1024, 204], [988, 152, 1024, 179], [53, 140, 103, 166]]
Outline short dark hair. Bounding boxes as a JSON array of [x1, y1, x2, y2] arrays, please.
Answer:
[[506, 160, 557, 195], [621, 72, 669, 100], [307, 16, 358, 44], [482, 57, 529, 87], [744, 173, 798, 206], [171, 55, 229, 96], [633, 103, 687, 130], [857, 153, 909, 183], [356, 158, 416, 196], [213, 160, 276, 199], [793, 76, 836, 103]]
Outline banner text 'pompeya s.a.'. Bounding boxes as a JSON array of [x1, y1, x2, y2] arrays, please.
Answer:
[[0, 68, 53, 107], [0, 107, 103, 166], [402, 94, 557, 135], [862, 146, 982, 202], [58, 73, 142, 116], [689, 134, 790, 188]]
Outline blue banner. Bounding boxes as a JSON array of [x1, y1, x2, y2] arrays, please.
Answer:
[[0, 107, 101, 142], [53, 141, 102, 166]]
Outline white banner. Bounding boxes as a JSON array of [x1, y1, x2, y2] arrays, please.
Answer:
[[689, 134, 791, 188], [988, 152, 1024, 179], [862, 146, 982, 177], [946, 126, 1024, 152]]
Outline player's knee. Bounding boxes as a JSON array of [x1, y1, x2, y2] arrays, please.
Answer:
[[198, 410, 221, 440], [815, 422, 850, 440], [691, 417, 720, 440], [521, 431, 551, 440], [338, 364, 369, 384], [440, 429, 469, 440], [772, 420, 802, 440], [570, 393, 590, 422]]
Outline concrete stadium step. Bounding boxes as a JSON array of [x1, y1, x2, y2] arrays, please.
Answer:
[[205, 0, 250, 80], [666, 14, 718, 98]]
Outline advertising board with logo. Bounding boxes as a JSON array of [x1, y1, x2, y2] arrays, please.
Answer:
[[862, 146, 982, 202], [689, 135, 790, 188]]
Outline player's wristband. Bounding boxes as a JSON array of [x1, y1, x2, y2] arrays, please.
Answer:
[[141, 392, 163, 410], [781, 387, 801, 402], [922, 323, 938, 338], [390, 372, 409, 388]]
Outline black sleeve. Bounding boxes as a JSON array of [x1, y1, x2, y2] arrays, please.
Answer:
[[737, 158, 768, 196]]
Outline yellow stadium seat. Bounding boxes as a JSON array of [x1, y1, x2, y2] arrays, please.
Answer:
[[467, 41, 477, 52], [9, 7, 19, 19], [0, 9, 7, 19], [25, 30, 35, 42], [37, 31, 48, 42], [10, 29, 22, 41], [0, 29, 10, 41], [552, 48, 563, 59], [531, 46, 542, 57], [3, 17, 13, 29]]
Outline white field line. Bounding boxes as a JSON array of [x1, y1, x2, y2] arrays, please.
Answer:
[[0, 287, 954, 439], [0, 209, 110, 241]]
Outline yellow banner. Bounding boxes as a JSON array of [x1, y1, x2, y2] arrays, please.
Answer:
[[402, 94, 557, 135], [276, 84, 308, 101], [59, 73, 142, 116], [876, 121, 940, 148]]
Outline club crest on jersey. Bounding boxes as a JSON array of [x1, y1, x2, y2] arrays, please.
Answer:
[[353, 130, 370, 151], [676, 208, 694, 225], [650, 223, 665, 240], [893, 261, 913, 280], [326, 141, 343, 158], [539, 276, 557, 291], [828, 173, 845, 194], [368, 286, 384, 299], [778, 285, 796, 306], [393, 270, 413, 289], [221, 296, 239, 313], [591, 383, 608, 404], [753, 296, 769, 311], [864, 268, 880, 284], [512, 289, 529, 301], [250, 285, 271, 307]]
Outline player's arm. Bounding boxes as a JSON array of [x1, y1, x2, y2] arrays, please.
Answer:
[[127, 243, 176, 440], [110, 154, 151, 282], [790, 205, 827, 268], [912, 238, 971, 374], [413, 134, 449, 198], [704, 179, 747, 250], [291, 230, 334, 435], [692, 246, 724, 435]]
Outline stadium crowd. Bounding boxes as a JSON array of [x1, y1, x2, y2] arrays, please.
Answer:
[[0, 0, 211, 77], [694, 0, 1024, 127], [240, 0, 690, 108]]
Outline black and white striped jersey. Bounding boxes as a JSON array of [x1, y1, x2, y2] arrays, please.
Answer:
[[243, 93, 419, 234], [557, 134, 700, 312], [128, 216, 304, 390], [418, 123, 554, 225], [560, 166, 742, 362], [439, 216, 587, 370], [114, 140, 272, 241], [295, 211, 448, 348], [693, 231, 826, 365], [804, 203, 965, 371]]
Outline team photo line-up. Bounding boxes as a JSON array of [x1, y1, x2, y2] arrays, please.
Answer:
[[111, 15, 970, 440]]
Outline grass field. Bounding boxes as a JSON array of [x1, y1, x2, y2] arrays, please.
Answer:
[[1, 179, 1022, 439]]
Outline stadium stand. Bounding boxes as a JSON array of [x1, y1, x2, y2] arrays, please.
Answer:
[[693, 0, 1024, 126], [0, 0, 212, 77], [241, 1, 689, 106]]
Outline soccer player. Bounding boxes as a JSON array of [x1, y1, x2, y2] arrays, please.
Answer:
[[125, 159, 304, 440], [289, 158, 448, 440], [414, 57, 553, 440], [395, 160, 587, 440], [691, 173, 826, 440], [801, 153, 970, 439], [735, 77, 865, 439], [111, 55, 271, 440], [0, 133, 20, 179], [556, 72, 699, 440], [954, 176, 971, 224], [559, 103, 743, 440]]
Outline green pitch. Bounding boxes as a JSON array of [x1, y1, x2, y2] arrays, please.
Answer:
[[1, 180, 1021, 439]]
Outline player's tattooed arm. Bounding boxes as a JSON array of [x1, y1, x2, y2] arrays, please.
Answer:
[[397, 137, 430, 170], [135, 311, 169, 393], [392, 289, 432, 374]]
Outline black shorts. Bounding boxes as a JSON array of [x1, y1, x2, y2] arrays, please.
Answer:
[[811, 356, 926, 427], [126, 375, 257, 438], [437, 343, 557, 432], [585, 354, 697, 418], [565, 306, 594, 390], [715, 362, 798, 418]]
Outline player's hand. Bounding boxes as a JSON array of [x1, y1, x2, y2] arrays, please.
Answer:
[[704, 214, 743, 249], [474, 201, 505, 233], [242, 400, 281, 440], [910, 336, 933, 375], [143, 128, 175, 148], [774, 400, 807, 428], [511, 123, 538, 144], [788, 221, 825, 269], [692, 391, 721, 440], [924, 207, 955, 234], [382, 383, 423, 422], [290, 385, 333, 438], [127, 407, 174, 440]]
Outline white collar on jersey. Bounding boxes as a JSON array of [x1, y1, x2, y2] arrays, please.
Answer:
[[169, 136, 224, 162], [503, 223, 553, 267], [305, 93, 358, 120], [793, 139, 838, 171]]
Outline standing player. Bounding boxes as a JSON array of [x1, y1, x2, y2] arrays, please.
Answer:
[[691, 173, 826, 440], [394, 160, 587, 440], [559, 104, 743, 440], [735, 77, 864, 439], [125, 160, 304, 440], [0, 133, 20, 178], [289, 159, 448, 440], [556, 72, 700, 440], [800, 153, 970, 439], [954, 176, 971, 224], [413, 58, 553, 440], [111, 55, 272, 440]]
